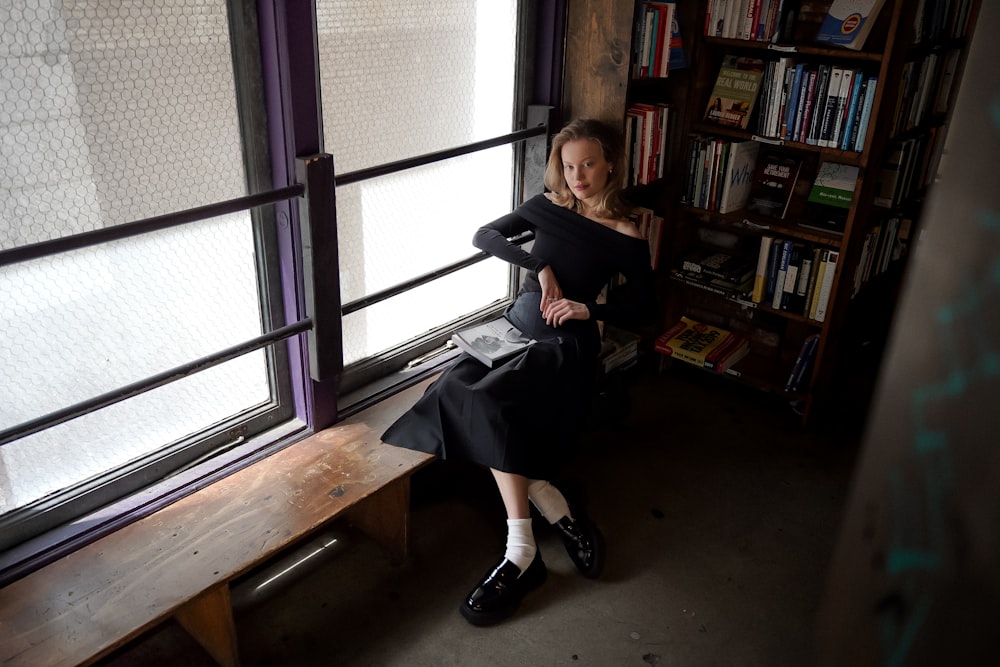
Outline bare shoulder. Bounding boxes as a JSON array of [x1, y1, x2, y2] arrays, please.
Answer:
[[611, 217, 643, 238]]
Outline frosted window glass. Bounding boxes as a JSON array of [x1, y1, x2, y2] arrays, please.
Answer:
[[316, 0, 520, 363], [0, 2, 271, 514]]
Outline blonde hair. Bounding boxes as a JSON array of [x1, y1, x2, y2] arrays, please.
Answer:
[[543, 118, 629, 220]]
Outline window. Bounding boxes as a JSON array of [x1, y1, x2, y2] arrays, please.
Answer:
[[0, 1, 295, 559], [315, 0, 540, 397]]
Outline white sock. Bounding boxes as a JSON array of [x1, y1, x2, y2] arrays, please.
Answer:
[[504, 518, 536, 574], [528, 480, 574, 524]]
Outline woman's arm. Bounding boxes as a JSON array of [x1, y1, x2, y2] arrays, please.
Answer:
[[585, 244, 656, 327], [472, 211, 548, 274]]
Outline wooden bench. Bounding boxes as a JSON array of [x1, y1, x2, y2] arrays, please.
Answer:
[[0, 385, 433, 667]]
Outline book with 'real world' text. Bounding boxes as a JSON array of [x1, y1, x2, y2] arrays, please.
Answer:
[[452, 316, 535, 368], [704, 56, 765, 130]]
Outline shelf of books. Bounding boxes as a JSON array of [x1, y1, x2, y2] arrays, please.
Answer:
[[635, 0, 981, 425]]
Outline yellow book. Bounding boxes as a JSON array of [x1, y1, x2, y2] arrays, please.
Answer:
[[808, 249, 829, 320], [654, 316, 734, 368]]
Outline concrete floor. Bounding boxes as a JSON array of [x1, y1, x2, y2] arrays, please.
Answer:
[[100, 365, 862, 666]]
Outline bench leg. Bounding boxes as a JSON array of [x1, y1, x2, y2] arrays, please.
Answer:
[[174, 583, 240, 667], [345, 477, 411, 564]]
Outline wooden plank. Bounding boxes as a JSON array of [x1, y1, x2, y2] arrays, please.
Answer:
[[563, 0, 635, 124], [345, 477, 411, 564], [173, 584, 240, 667], [0, 412, 433, 667]]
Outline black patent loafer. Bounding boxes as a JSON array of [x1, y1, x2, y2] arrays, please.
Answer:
[[557, 514, 605, 578], [460, 552, 547, 626]]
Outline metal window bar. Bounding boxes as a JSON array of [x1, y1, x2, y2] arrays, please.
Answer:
[[0, 125, 548, 441], [0, 186, 308, 447], [334, 125, 547, 316], [0, 319, 312, 448], [0, 186, 305, 269]]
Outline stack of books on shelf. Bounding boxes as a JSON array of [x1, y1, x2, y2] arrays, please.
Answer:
[[752, 58, 879, 152], [913, 0, 977, 44], [682, 136, 760, 213], [654, 315, 750, 375], [888, 51, 950, 136], [785, 334, 820, 393], [626, 102, 673, 186], [751, 236, 839, 322], [872, 134, 942, 210], [703, 0, 798, 42], [674, 247, 755, 298], [851, 214, 911, 295], [632, 1, 686, 79]]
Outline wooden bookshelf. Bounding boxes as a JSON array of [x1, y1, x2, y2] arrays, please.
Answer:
[[564, 0, 982, 426]]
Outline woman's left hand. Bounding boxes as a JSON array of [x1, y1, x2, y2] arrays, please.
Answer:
[[542, 297, 589, 327]]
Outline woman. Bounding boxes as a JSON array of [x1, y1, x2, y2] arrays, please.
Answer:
[[381, 118, 655, 625]]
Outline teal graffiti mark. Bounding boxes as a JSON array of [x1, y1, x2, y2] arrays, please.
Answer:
[[881, 203, 1000, 665]]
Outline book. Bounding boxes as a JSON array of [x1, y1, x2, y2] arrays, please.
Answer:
[[814, 0, 888, 50], [751, 235, 774, 303], [746, 152, 802, 219], [601, 325, 641, 373], [654, 316, 741, 369], [770, 239, 793, 309], [703, 331, 751, 373], [803, 162, 859, 233], [785, 334, 819, 392], [451, 316, 535, 368], [718, 140, 760, 213], [704, 56, 765, 130], [682, 248, 756, 285], [812, 250, 839, 322]]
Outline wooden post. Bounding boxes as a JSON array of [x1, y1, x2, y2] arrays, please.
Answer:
[[563, 0, 635, 124], [174, 584, 240, 667]]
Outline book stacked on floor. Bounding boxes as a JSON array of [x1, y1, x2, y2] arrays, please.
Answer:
[[600, 325, 641, 374], [751, 236, 839, 322], [654, 316, 750, 375]]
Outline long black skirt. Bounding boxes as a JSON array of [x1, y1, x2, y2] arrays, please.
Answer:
[[380, 291, 601, 480]]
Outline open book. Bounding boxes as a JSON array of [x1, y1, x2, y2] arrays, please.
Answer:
[[452, 316, 535, 368]]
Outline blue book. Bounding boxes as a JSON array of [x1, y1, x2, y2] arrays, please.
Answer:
[[815, 0, 888, 50], [853, 76, 878, 152], [771, 240, 793, 309], [840, 71, 866, 150], [782, 64, 805, 140]]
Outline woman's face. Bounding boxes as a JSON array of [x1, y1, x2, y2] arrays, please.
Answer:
[[560, 138, 612, 202]]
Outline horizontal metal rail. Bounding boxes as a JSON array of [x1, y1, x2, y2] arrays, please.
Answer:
[[335, 126, 547, 186], [0, 319, 312, 447], [341, 231, 533, 316], [0, 185, 305, 268]]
